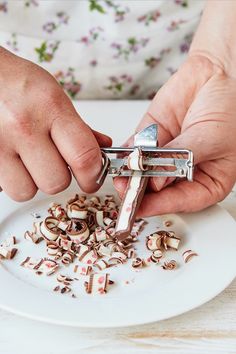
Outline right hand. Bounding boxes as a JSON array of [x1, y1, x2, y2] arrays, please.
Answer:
[[0, 47, 111, 201]]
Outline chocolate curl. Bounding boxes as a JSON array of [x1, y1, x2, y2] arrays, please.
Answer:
[[66, 220, 89, 243], [159, 231, 180, 250], [146, 233, 162, 251], [162, 260, 177, 270], [73, 264, 93, 275], [24, 231, 43, 244], [127, 248, 136, 259], [111, 251, 127, 261], [48, 203, 67, 220], [108, 257, 124, 266], [89, 196, 101, 207], [93, 227, 108, 242], [0, 236, 16, 248], [0, 247, 17, 260], [61, 286, 71, 294], [79, 249, 98, 265], [95, 210, 106, 227], [66, 194, 80, 205], [115, 148, 148, 241], [0, 236, 18, 260], [103, 217, 114, 226], [104, 195, 115, 203], [131, 219, 147, 237], [105, 226, 116, 237], [56, 274, 67, 283], [40, 217, 61, 241], [37, 258, 59, 275], [57, 220, 70, 232], [61, 251, 75, 265], [21, 257, 59, 275], [132, 257, 145, 268], [96, 244, 112, 257], [84, 273, 110, 294], [164, 234, 180, 250], [54, 250, 63, 260], [151, 249, 163, 262], [57, 274, 74, 285], [46, 242, 60, 256], [67, 202, 88, 220], [86, 212, 96, 230], [93, 259, 110, 271], [56, 235, 73, 251], [102, 239, 118, 252], [24, 222, 44, 244], [182, 250, 198, 263]]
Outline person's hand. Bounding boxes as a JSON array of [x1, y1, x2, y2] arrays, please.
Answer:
[[0, 47, 111, 201], [114, 55, 236, 216]]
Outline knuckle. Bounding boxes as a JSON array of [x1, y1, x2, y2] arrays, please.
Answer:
[[41, 176, 71, 195], [70, 147, 100, 171], [214, 181, 229, 202], [8, 111, 33, 136], [43, 85, 67, 111], [10, 186, 37, 202]]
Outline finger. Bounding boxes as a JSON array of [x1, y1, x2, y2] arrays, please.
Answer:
[[164, 120, 230, 166], [0, 153, 37, 201], [51, 114, 103, 193], [92, 129, 112, 147], [137, 163, 234, 217], [18, 135, 71, 195], [137, 180, 212, 217]]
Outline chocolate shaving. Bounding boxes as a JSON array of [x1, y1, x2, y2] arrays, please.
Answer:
[[132, 257, 145, 268], [20, 193, 186, 297], [162, 260, 177, 270], [182, 249, 198, 263]]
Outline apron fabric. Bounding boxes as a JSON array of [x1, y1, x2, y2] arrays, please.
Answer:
[[0, 0, 205, 99]]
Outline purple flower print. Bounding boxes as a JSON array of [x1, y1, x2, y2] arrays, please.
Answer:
[[147, 91, 157, 100], [105, 74, 133, 94], [43, 22, 57, 34], [180, 33, 193, 53], [24, 0, 38, 7], [42, 11, 69, 33], [167, 67, 177, 75], [111, 37, 149, 60], [88, 0, 129, 22], [89, 0, 106, 14], [54, 68, 81, 99], [145, 48, 171, 68], [137, 10, 161, 26], [57, 11, 69, 25], [104, 0, 129, 22], [0, 1, 7, 12], [90, 60, 98, 67], [145, 57, 161, 69], [167, 19, 187, 31], [6, 33, 18, 52], [174, 0, 188, 7], [129, 84, 140, 96], [78, 27, 104, 46], [35, 40, 60, 62]]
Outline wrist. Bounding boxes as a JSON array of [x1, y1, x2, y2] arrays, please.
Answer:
[[189, 0, 236, 78]]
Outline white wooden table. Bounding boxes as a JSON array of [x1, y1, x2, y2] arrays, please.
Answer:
[[0, 101, 235, 354]]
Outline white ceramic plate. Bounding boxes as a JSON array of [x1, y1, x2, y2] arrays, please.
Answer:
[[0, 180, 236, 328]]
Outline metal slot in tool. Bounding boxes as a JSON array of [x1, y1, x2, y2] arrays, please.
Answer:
[[97, 147, 194, 185]]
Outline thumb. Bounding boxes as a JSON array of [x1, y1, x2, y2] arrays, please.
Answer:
[[91, 129, 112, 147]]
